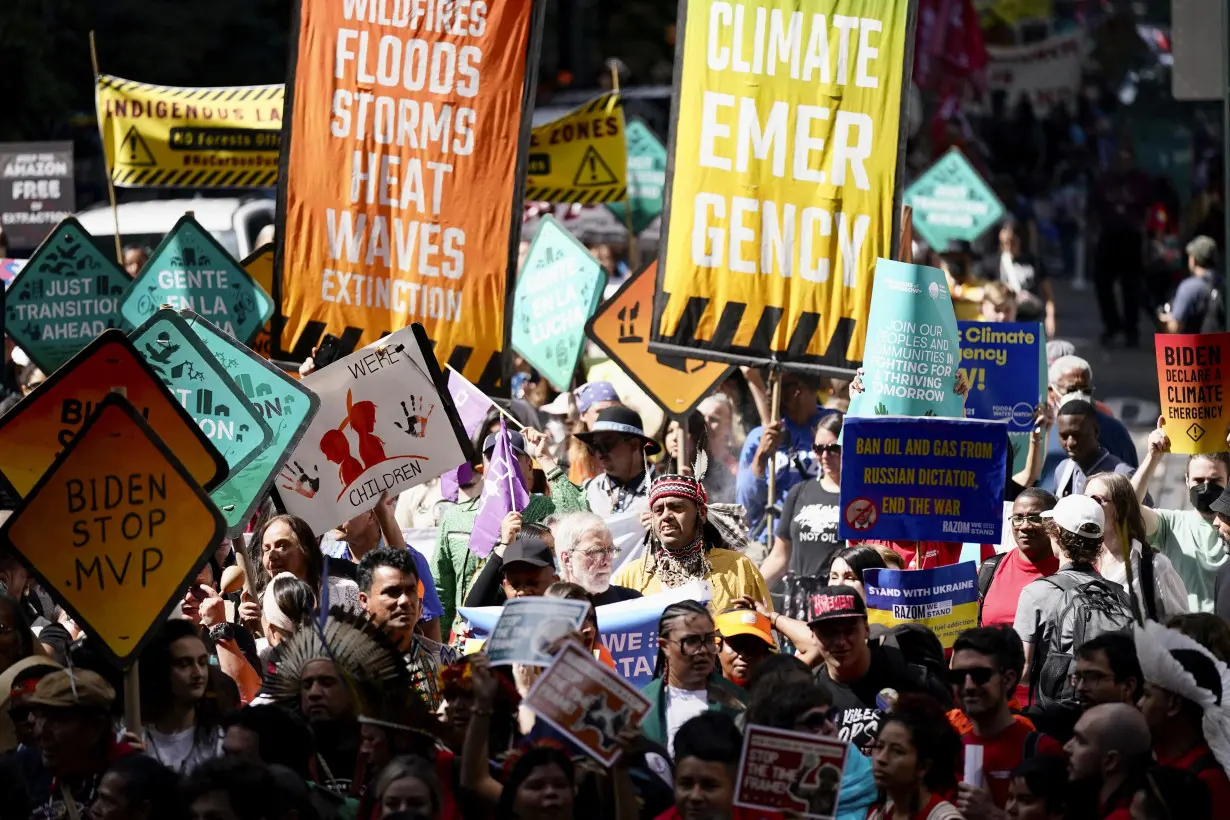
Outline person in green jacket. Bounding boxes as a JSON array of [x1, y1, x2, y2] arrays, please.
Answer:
[[435, 425, 588, 638], [640, 600, 746, 755]]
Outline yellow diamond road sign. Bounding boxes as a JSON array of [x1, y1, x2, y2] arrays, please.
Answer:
[[0, 394, 225, 666]]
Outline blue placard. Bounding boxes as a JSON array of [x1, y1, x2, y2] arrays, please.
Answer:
[[838, 415, 1008, 543], [957, 321, 1044, 432], [863, 563, 979, 648]]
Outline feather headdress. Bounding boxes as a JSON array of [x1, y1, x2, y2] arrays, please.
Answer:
[[1134, 620, 1230, 775]]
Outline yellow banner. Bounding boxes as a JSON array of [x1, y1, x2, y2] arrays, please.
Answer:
[[525, 93, 627, 204], [650, 0, 913, 373], [95, 74, 283, 188]]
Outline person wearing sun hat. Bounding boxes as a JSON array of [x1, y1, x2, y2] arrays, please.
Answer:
[[612, 472, 771, 615], [1134, 619, 1230, 805], [577, 405, 662, 517]]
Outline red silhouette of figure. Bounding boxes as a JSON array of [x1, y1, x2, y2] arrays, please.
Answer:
[[348, 397, 386, 469], [320, 428, 363, 488]]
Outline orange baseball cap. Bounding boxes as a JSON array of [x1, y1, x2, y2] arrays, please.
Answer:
[[714, 609, 776, 650]]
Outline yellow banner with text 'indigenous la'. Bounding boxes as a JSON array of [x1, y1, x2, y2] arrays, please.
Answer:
[[95, 74, 283, 188], [650, 0, 916, 375]]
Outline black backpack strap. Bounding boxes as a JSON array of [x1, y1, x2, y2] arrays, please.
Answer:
[[1022, 730, 1042, 760], [1140, 545, 1158, 621]]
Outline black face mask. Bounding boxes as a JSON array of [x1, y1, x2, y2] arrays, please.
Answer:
[[1190, 482, 1224, 514]]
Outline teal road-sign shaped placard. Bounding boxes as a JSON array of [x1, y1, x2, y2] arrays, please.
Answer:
[[3, 217, 130, 375], [511, 216, 608, 391], [904, 149, 1005, 251], [130, 309, 273, 485], [120, 214, 274, 344], [179, 311, 321, 536], [605, 121, 667, 235]]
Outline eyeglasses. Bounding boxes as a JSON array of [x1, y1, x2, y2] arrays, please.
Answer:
[[578, 548, 617, 561], [813, 444, 842, 455], [1010, 513, 1044, 526], [671, 632, 724, 656], [1069, 670, 1112, 687], [794, 706, 840, 732], [949, 667, 997, 686]]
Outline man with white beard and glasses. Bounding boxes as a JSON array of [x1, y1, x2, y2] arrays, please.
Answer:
[[553, 511, 642, 606]]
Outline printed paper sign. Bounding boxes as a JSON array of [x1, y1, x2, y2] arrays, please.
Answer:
[[278, 324, 472, 535], [525, 641, 651, 766], [0, 331, 226, 499], [734, 724, 849, 819], [957, 321, 1044, 432], [121, 215, 274, 343], [905, 149, 1005, 251], [486, 597, 591, 667], [0, 395, 225, 666], [586, 263, 732, 418], [1155, 332, 1230, 454], [848, 259, 964, 420], [511, 216, 607, 391], [277, 0, 541, 384], [650, 0, 914, 372], [95, 75, 282, 188], [863, 563, 979, 648], [3, 217, 129, 374], [526, 93, 628, 204], [130, 310, 273, 482], [839, 415, 1008, 543], [0, 142, 75, 249], [605, 120, 666, 233], [180, 311, 320, 536]]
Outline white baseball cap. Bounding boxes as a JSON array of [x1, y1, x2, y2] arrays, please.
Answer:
[[1043, 494, 1105, 538]]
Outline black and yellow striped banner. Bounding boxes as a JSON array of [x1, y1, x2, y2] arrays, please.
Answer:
[[95, 74, 283, 189], [524, 93, 627, 204]]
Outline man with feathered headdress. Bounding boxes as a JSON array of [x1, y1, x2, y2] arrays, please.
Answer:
[[1134, 620, 1230, 805], [612, 472, 772, 614]]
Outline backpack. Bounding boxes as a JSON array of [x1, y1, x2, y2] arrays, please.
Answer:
[[873, 623, 953, 707], [977, 552, 1009, 624], [1199, 282, 1226, 334], [1029, 568, 1134, 708]]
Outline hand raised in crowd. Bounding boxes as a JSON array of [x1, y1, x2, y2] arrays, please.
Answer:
[[1032, 402, 1053, 430], [640, 508, 654, 530], [850, 367, 865, 394], [731, 595, 770, 617], [752, 420, 784, 479], [955, 781, 999, 820], [499, 511, 523, 549], [522, 427, 549, 460], [954, 370, 971, 397], [469, 653, 498, 707], [611, 722, 643, 769], [238, 589, 262, 636], [196, 586, 227, 627], [1148, 416, 1172, 455], [298, 345, 319, 378]]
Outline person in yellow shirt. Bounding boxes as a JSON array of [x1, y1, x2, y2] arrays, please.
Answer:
[[613, 473, 772, 614], [940, 240, 985, 322]]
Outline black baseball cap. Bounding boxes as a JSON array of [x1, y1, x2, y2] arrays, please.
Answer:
[[501, 537, 554, 572], [1210, 486, 1230, 517], [806, 585, 868, 625]]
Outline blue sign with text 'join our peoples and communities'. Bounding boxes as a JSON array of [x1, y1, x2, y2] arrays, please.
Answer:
[[838, 415, 1008, 544]]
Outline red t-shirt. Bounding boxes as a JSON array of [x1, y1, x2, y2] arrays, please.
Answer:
[[655, 808, 782, 820], [980, 548, 1060, 628], [1157, 744, 1230, 808], [962, 721, 1063, 807], [861, 541, 963, 569]]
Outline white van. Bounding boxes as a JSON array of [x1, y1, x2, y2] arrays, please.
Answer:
[[73, 196, 275, 260]]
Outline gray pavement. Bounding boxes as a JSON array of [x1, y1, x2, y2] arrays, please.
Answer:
[[1049, 278, 1188, 511]]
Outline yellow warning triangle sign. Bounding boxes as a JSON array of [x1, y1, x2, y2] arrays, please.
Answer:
[[572, 146, 618, 187], [118, 125, 156, 167]]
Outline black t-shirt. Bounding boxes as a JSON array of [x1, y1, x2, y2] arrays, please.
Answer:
[[591, 585, 643, 606], [777, 479, 843, 578], [814, 645, 928, 753]]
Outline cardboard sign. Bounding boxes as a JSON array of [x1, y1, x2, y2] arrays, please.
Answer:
[[524, 641, 651, 766], [650, 0, 915, 373], [0, 330, 226, 498], [276, 0, 542, 384], [1155, 332, 1230, 454], [986, 32, 1084, 116], [905, 149, 1005, 251], [278, 324, 472, 535], [734, 724, 849, 819], [957, 321, 1045, 433], [178, 311, 320, 536], [95, 74, 282, 188], [240, 245, 276, 359], [121, 215, 274, 343], [3, 217, 130, 374], [511, 216, 607, 390], [0, 394, 225, 666], [0, 142, 75, 249], [605, 121, 667, 234], [848, 259, 964, 420], [130, 310, 273, 481], [526, 93, 628, 204], [839, 415, 1008, 543], [864, 563, 980, 648], [586, 263, 732, 418], [486, 597, 591, 667]]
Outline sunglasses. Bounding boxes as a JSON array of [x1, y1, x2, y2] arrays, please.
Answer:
[[949, 666, 997, 686], [795, 706, 840, 731], [813, 443, 841, 455], [587, 437, 629, 456]]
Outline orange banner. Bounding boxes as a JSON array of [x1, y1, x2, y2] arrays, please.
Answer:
[[1155, 332, 1230, 454], [276, 0, 541, 386]]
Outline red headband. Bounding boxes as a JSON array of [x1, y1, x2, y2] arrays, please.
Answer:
[[649, 474, 707, 511]]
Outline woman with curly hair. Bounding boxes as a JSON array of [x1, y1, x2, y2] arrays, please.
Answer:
[[868, 694, 963, 820]]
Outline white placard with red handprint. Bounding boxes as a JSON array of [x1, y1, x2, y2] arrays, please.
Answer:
[[277, 324, 471, 534]]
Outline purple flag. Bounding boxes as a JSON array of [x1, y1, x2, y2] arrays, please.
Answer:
[[468, 418, 529, 558], [439, 462, 473, 503], [448, 367, 496, 441]]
